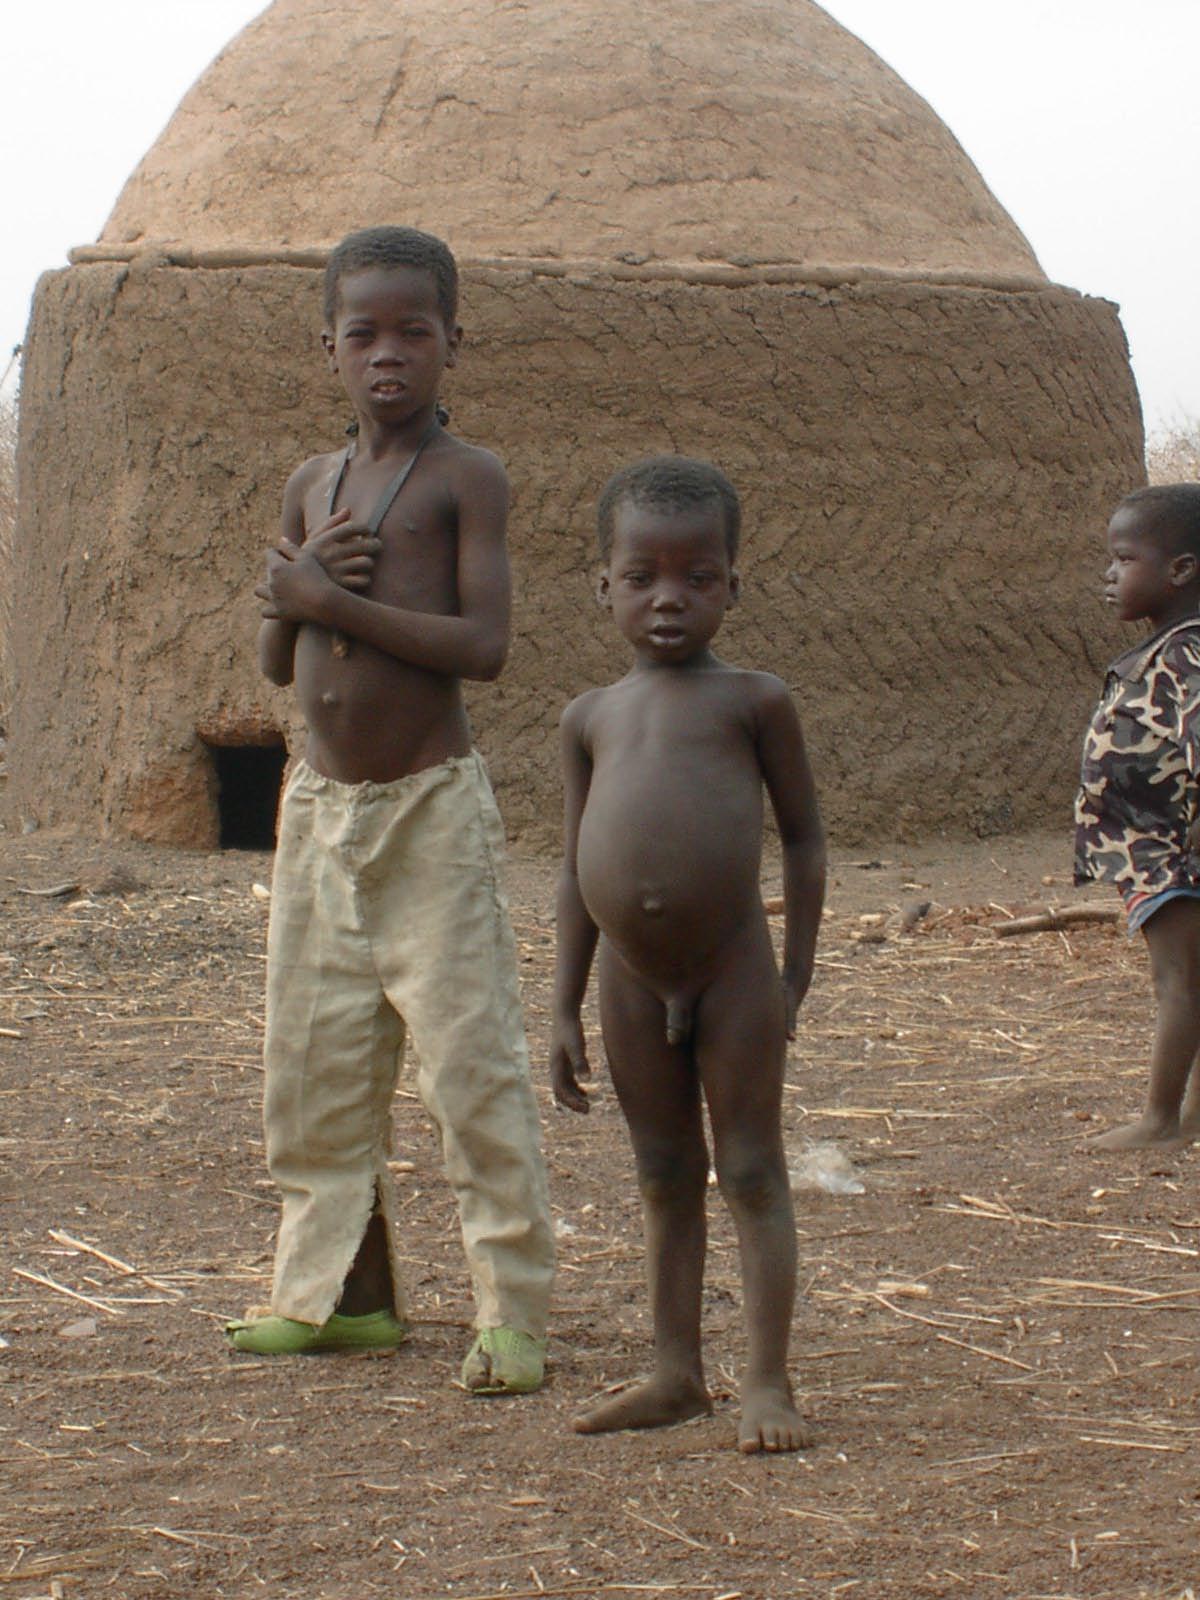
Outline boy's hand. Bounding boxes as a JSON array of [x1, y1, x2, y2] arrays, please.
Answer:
[[255, 538, 299, 619], [255, 512, 381, 618], [256, 542, 335, 623], [304, 508, 382, 592], [550, 1020, 592, 1115]]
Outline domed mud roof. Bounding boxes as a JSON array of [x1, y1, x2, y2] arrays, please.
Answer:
[[101, 0, 1041, 278]]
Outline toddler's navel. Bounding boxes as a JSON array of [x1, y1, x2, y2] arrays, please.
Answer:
[[321, 690, 338, 707], [641, 895, 665, 916]]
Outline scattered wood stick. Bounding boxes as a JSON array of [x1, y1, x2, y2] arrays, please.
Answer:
[[781, 1505, 862, 1529], [866, 1291, 959, 1331], [1076, 1435, 1184, 1453], [992, 906, 1119, 938], [934, 1332, 1035, 1371], [47, 1228, 181, 1295], [1033, 1276, 1156, 1299], [395, 1585, 597, 1600], [179, 1055, 264, 1071], [934, 1448, 1040, 1468], [145, 1527, 219, 1549], [623, 1507, 708, 1550], [11, 1267, 124, 1316], [801, 1105, 965, 1120], [1098, 1232, 1199, 1259], [11, 882, 80, 899]]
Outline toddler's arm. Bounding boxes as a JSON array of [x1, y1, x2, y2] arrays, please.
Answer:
[[756, 679, 826, 1037], [550, 698, 599, 1114]]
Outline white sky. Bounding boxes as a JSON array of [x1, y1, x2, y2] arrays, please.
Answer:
[[2, 0, 1196, 431]]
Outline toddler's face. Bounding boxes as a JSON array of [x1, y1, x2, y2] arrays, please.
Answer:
[[602, 500, 738, 663], [1104, 507, 1176, 623]]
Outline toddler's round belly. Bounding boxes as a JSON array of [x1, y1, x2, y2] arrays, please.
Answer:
[[576, 803, 761, 976]]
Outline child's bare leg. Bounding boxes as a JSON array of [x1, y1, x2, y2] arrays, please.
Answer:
[[334, 1207, 393, 1315], [699, 928, 809, 1453], [1094, 899, 1200, 1151], [574, 950, 712, 1434]]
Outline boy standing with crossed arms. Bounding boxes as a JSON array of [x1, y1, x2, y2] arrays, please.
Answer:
[[228, 226, 554, 1396]]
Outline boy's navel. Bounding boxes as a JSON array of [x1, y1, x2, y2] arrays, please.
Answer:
[[641, 894, 665, 916], [321, 690, 338, 707]]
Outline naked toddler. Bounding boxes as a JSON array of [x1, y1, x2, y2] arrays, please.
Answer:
[[550, 456, 825, 1452]]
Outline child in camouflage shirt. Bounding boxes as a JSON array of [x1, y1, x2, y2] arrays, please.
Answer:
[[1075, 484, 1200, 1150]]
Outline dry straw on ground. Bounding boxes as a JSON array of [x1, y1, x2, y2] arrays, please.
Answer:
[[4, 830, 1200, 1598]]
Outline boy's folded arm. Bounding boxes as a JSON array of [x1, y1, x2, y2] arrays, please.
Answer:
[[254, 464, 314, 685], [295, 450, 512, 680], [257, 616, 299, 685]]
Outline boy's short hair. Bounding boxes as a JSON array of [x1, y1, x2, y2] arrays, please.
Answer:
[[323, 226, 459, 328], [1118, 483, 1200, 562], [597, 456, 742, 561]]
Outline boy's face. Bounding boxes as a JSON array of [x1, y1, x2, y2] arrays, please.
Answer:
[[600, 499, 738, 664], [322, 266, 460, 425], [1104, 506, 1194, 624]]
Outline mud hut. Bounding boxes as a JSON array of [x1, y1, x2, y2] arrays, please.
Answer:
[[8, 0, 1142, 848]]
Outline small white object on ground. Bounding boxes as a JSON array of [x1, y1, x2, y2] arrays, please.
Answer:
[[60, 1317, 98, 1339], [789, 1140, 865, 1196]]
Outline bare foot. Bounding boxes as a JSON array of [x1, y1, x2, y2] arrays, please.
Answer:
[[737, 1380, 811, 1454], [573, 1373, 711, 1434], [1090, 1115, 1185, 1152]]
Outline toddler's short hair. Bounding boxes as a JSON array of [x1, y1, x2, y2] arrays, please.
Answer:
[[597, 456, 741, 561], [1118, 483, 1200, 562], [323, 226, 459, 327]]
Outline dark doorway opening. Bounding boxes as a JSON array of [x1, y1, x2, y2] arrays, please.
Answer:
[[211, 744, 288, 850]]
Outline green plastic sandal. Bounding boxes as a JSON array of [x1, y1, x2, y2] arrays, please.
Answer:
[[226, 1309, 409, 1354], [461, 1326, 546, 1394]]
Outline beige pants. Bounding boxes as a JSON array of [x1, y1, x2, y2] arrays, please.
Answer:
[[262, 752, 554, 1336]]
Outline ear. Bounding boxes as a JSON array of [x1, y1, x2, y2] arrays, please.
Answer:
[[1170, 551, 1199, 588], [596, 570, 612, 609], [728, 568, 741, 606], [444, 322, 463, 369], [321, 330, 338, 373]]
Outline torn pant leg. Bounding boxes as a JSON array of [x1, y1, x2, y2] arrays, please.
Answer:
[[364, 753, 556, 1339], [261, 765, 407, 1327]]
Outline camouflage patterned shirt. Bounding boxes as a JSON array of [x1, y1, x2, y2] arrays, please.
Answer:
[[1074, 617, 1200, 914]]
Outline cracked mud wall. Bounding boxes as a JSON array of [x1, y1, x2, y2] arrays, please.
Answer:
[[8, 259, 1141, 848]]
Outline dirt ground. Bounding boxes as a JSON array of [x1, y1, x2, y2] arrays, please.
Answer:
[[3, 826, 1199, 1600]]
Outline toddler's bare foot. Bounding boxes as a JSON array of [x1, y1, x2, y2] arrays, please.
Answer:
[[1090, 1114, 1185, 1152], [573, 1373, 711, 1434], [738, 1380, 811, 1454]]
